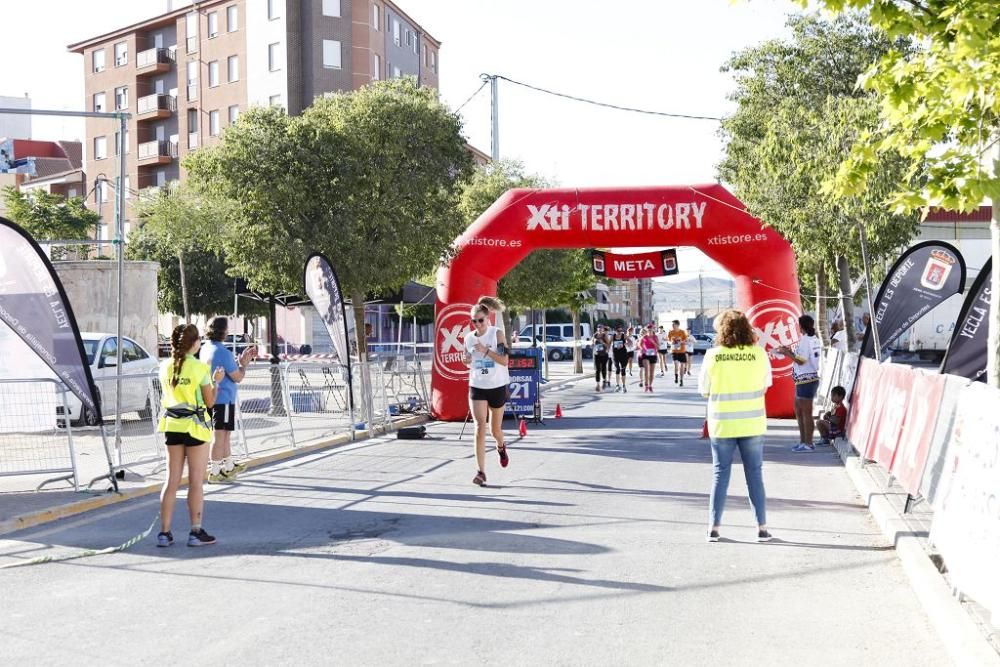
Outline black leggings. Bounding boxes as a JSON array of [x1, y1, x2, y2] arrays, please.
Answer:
[[595, 354, 609, 382], [613, 353, 629, 376]]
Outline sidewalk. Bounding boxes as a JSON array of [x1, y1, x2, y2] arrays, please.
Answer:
[[0, 367, 968, 665]]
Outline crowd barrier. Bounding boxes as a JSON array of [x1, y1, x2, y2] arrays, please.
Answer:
[[0, 358, 433, 492], [839, 350, 1000, 626]]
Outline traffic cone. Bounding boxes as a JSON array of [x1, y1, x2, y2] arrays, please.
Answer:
[[519, 418, 528, 438], [554, 403, 563, 419], [701, 420, 709, 439]]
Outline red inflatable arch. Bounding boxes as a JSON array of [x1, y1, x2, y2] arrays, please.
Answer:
[[433, 184, 802, 421]]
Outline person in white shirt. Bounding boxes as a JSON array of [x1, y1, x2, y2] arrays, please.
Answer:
[[463, 296, 511, 486], [830, 320, 848, 353], [778, 314, 823, 452]]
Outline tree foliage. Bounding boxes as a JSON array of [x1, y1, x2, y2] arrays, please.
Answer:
[[185, 78, 474, 300], [1, 186, 98, 242]]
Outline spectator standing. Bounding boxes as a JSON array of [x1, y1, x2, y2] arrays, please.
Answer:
[[779, 314, 823, 452]]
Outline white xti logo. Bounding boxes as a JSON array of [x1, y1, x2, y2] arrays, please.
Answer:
[[527, 204, 571, 231], [440, 324, 466, 353]]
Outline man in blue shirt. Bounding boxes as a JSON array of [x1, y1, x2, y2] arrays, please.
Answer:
[[201, 317, 256, 481]]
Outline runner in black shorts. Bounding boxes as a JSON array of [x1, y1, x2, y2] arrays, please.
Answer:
[[593, 325, 611, 392], [611, 326, 630, 392]]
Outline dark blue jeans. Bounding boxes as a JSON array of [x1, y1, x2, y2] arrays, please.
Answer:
[[709, 435, 767, 527]]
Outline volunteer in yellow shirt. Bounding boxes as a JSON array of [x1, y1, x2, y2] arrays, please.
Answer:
[[698, 310, 773, 543], [156, 324, 224, 548]]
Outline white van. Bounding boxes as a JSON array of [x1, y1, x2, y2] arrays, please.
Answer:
[[518, 323, 592, 341]]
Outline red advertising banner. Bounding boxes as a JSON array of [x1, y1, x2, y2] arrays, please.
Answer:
[[846, 358, 882, 453], [591, 249, 678, 279], [864, 364, 914, 464], [891, 373, 947, 496]]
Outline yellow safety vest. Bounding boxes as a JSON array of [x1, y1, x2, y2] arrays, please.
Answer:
[[157, 356, 213, 442], [703, 345, 769, 438]]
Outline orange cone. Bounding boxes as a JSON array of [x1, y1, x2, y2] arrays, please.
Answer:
[[554, 404, 563, 419], [701, 420, 709, 439], [519, 418, 528, 438]]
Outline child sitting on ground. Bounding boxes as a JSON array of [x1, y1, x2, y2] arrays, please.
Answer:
[[816, 385, 848, 445]]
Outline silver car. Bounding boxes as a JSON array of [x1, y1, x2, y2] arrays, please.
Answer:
[[61, 334, 160, 426]]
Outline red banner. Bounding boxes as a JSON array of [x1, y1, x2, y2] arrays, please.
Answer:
[[890, 374, 946, 496], [592, 249, 678, 279], [865, 364, 913, 464], [846, 358, 882, 452]]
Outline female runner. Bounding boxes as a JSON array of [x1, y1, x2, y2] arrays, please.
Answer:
[[611, 325, 630, 392], [592, 325, 611, 392], [463, 296, 511, 486], [639, 325, 660, 392]]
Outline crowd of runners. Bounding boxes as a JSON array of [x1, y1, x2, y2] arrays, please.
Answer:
[[591, 321, 697, 394]]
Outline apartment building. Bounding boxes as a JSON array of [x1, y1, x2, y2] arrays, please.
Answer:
[[68, 0, 441, 230]]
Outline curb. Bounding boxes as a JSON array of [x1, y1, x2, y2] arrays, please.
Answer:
[[833, 440, 1000, 666], [0, 415, 429, 538]]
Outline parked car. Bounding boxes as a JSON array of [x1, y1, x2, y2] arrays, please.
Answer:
[[512, 334, 576, 362], [690, 333, 715, 354], [225, 333, 259, 355], [157, 334, 170, 358], [61, 334, 160, 427]]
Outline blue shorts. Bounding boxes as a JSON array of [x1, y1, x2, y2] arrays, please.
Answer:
[[795, 380, 819, 400]]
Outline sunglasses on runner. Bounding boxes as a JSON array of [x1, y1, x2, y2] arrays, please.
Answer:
[[471, 317, 486, 324]]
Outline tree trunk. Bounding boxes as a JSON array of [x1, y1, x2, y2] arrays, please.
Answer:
[[541, 309, 549, 379], [178, 249, 190, 324], [816, 265, 830, 347], [501, 309, 513, 342], [572, 308, 583, 374], [989, 197, 1000, 388], [352, 291, 375, 427], [836, 254, 856, 352]]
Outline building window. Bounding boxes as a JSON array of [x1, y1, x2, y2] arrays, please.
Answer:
[[392, 65, 401, 79], [322, 0, 340, 17], [269, 94, 281, 107], [185, 12, 199, 52], [268, 42, 281, 71], [372, 4, 379, 30], [322, 40, 341, 69], [92, 49, 105, 72], [114, 86, 128, 110], [268, 0, 279, 20], [228, 55, 239, 82], [208, 60, 220, 87], [114, 41, 128, 66], [430, 50, 436, 71], [228, 105, 240, 123], [227, 5, 238, 31], [94, 136, 107, 161], [96, 180, 108, 203], [411, 31, 418, 54], [372, 53, 381, 80], [392, 19, 400, 46], [93, 92, 106, 113], [113, 129, 129, 155], [207, 11, 219, 37], [156, 169, 166, 187], [209, 110, 220, 136]]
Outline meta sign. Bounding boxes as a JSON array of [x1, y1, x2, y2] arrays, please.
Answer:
[[591, 249, 679, 279]]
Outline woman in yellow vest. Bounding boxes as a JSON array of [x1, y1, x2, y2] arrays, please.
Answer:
[[698, 310, 773, 543], [156, 324, 225, 548]]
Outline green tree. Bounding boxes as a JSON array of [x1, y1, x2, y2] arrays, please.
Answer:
[[719, 12, 920, 348], [131, 181, 230, 323], [799, 0, 1000, 385], [2, 187, 99, 257], [185, 79, 473, 358]]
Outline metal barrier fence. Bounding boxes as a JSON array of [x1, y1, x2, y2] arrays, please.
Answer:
[[0, 378, 79, 490], [0, 359, 432, 492]]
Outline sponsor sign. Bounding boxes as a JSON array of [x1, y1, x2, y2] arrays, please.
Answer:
[[940, 257, 992, 382], [864, 364, 913, 464], [526, 202, 707, 232], [434, 302, 474, 382], [862, 241, 966, 358], [846, 358, 882, 453], [744, 299, 802, 378], [890, 373, 946, 496], [505, 348, 541, 418], [591, 249, 679, 279], [0, 217, 100, 417], [930, 382, 1000, 625], [303, 253, 355, 413]]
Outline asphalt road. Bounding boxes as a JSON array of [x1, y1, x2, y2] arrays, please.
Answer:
[[0, 366, 950, 666]]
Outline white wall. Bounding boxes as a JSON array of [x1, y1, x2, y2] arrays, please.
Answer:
[[0, 94, 32, 139], [246, 0, 289, 108]]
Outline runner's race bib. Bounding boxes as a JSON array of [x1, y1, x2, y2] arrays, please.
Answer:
[[595, 343, 606, 353], [474, 359, 495, 374], [644, 348, 657, 357], [613, 340, 624, 349]]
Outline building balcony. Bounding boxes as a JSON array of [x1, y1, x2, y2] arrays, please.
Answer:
[[136, 93, 176, 119], [137, 140, 178, 164], [136, 47, 173, 74]]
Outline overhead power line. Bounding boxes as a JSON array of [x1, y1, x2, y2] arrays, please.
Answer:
[[455, 80, 489, 113], [485, 74, 722, 122]]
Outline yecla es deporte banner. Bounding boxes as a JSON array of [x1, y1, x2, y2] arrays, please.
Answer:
[[303, 253, 355, 413], [940, 257, 992, 382], [591, 248, 679, 279], [861, 241, 966, 358], [0, 217, 101, 418]]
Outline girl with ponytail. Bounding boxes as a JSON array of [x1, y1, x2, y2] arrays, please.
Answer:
[[463, 295, 511, 486], [156, 324, 225, 547]]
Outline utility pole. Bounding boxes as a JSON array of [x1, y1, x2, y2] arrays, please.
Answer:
[[698, 272, 705, 333], [483, 74, 500, 161]]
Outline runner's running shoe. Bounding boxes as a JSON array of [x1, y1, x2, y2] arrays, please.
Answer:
[[473, 471, 487, 486], [156, 531, 174, 547], [221, 461, 249, 480], [187, 528, 217, 547], [497, 444, 509, 468]]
